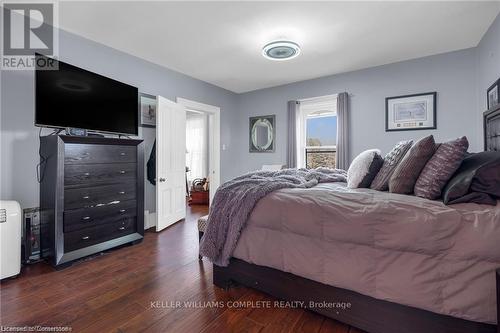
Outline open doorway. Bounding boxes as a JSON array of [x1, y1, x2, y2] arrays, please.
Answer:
[[186, 110, 209, 208], [177, 98, 221, 208]]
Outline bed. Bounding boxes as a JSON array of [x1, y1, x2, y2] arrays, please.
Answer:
[[212, 105, 500, 333]]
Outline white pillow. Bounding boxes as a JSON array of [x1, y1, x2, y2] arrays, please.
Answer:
[[347, 149, 383, 188]]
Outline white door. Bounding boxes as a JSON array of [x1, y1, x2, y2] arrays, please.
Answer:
[[156, 96, 186, 231]]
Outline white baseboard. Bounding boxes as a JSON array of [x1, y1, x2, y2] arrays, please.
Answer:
[[144, 210, 156, 230]]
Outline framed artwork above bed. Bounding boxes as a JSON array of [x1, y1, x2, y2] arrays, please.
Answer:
[[385, 92, 437, 132]]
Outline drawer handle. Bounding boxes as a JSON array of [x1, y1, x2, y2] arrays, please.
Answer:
[[119, 209, 126, 213], [118, 226, 126, 231], [81, 236, 90, 240], [120, 152, 126, 156], [119, 170, 126, 174], [82, 216, 91, 221], [83, 196, 90, 199], [118, 191, 125, 195], [83, 172, 90, 177]]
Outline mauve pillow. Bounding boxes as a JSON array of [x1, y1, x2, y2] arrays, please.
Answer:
[[414, 136, 469, 200], [389, 135, 436, 194], [370, 140, 413, 191], [347, 149, 384, 188], [442, 151, 500, 205]]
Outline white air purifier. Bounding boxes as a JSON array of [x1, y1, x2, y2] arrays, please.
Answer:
[[0, 200, 22, 279]]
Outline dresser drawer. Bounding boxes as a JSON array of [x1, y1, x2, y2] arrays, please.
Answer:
[[64, 183, 136, 210], [65, 144, 136, 164], [64, 200, 137, 232], [65, 163, 136, 187], [64, 218, 136, 252]]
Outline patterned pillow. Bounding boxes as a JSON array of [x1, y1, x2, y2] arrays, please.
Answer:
[[370, 140, 413, 191], [414, 136, 469, 199], [389, 135, 436, 194], [347, 149, 384, 188]]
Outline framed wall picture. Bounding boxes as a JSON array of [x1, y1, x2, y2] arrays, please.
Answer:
[[249, 115, 275, 152], [385, 92, 437, 131], [139, 93, 157, 128], [487, 79, 499, 110]]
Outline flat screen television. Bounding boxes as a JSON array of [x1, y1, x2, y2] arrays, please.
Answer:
[[35, 55, 139, 135]]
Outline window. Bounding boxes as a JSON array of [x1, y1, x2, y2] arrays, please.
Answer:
[[297, 95, 337, 169], [305, 112, 337, 169]]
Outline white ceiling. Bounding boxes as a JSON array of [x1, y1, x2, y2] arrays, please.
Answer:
[[58, 1, 500, 93]]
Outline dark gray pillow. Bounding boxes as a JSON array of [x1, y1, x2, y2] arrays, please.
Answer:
[[414, 136, 469, 200], [389, 135, 436, 194], [370, 140, 413, 191], [347, 149, 384, 188], [443, 151, 500, 205]]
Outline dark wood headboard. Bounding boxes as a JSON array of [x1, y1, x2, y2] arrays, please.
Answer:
[[484, 104, 500, 151]]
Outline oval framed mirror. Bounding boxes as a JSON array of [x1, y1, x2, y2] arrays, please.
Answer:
[[249, 115, 275, 152]]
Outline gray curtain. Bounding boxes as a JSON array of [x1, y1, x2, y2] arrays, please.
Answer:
[[336, 92, 349, 170], [287, 100, 299, 168]]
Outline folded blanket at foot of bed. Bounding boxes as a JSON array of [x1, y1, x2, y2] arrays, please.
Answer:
[[199, 168, 347, 266]]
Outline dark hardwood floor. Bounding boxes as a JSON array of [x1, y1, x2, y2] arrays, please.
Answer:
[[0, 204, 365, 333]]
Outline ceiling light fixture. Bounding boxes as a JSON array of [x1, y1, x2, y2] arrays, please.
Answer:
[[262, 41, 301, 61]]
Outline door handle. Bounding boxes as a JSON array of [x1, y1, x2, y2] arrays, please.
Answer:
[[159, 178, 166, 182]]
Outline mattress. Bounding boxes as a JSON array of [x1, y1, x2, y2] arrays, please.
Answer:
[[232, 182, 500, 324]]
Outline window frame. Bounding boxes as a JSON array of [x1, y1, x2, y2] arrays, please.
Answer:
[[297, 94, 338, 168]]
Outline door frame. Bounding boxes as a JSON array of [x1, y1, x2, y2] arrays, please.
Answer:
[[177, 97, 221, 205]]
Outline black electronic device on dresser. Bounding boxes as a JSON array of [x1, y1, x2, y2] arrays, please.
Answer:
[[40, 135, 144, 268]]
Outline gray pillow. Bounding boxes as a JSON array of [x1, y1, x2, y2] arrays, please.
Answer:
[[347, 149, 383, 188], [414, 136, 469, 200], [442, 151, 500, 205], [370, 140, 413, 191], [389, 135, 436, 194]]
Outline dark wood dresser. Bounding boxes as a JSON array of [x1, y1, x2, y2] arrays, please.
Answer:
[[40, 135, 144, 267]]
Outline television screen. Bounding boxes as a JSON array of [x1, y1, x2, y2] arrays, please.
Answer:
[[35, 55, 139, 135]]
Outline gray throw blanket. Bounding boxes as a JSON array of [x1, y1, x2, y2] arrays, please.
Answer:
[[199, 167, 347, 266]]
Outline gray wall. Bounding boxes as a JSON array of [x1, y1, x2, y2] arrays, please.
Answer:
[[2, 14, 499, 210], [229, 48, 480, 177], [0, 28, 238, 210], [476, 13, 500, 145]]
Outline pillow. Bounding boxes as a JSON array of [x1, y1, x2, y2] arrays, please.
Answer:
[[389, 135, 436, 194], [442, 151, 500, 205], [414, 136, 469, 199], [370, 140, 413, 191], [347, 149, 383, 188]]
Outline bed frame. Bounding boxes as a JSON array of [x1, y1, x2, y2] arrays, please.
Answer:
[[212, 107, 500, 333], [214, 260, 499, 333], [484, 103, 500, 151]]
